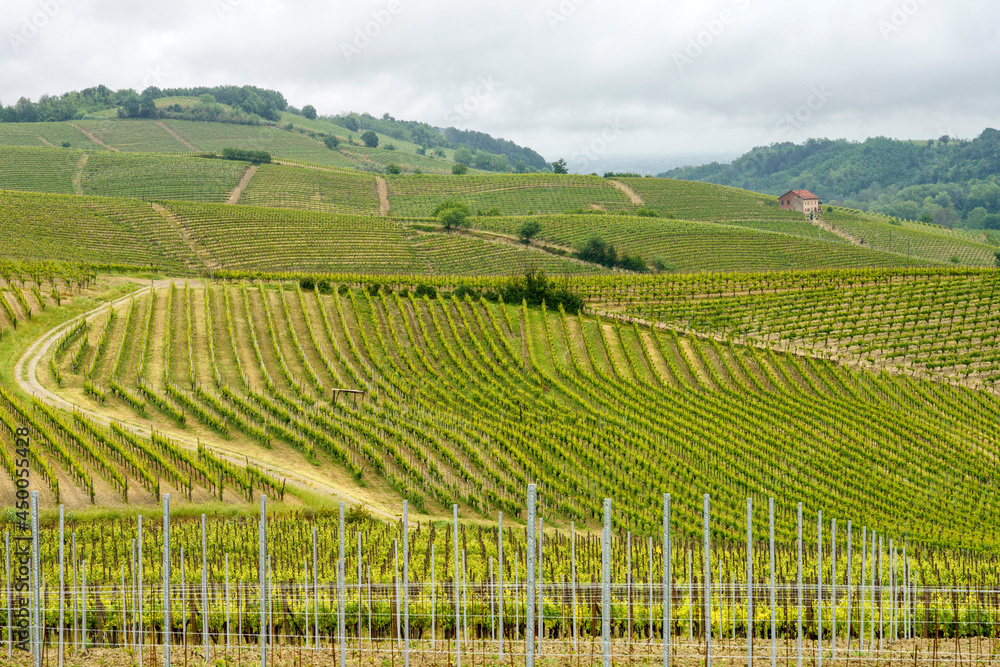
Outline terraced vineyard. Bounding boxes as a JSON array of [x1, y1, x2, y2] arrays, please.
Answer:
[[236, 164, 381, 215], [81, 152, 248, 202], [26, 276, 1000, 553], [471, 214, 926, 272], [0, 145, 82, 194], [0, 191, 194, 272], [0, 122, 109, 151], [386, 174, 637, 217], [162, 201, 424, 273], [411, 233, 607, 275], [617, 177, 805, 222], [73, 119, 194, 153], [823, 207, 996, 266], [594, 268, 1000, 388]]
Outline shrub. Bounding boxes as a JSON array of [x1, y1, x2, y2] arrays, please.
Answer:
[[323, 135, 340, 149], [415, 284, 437, 298], [634, 208, 659, 217], [361, 130, 378, 148], [451, 163, 469, 175], [386, 164, 402, 175]]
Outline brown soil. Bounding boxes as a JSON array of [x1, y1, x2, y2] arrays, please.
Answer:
[[157, 119, 200, 151], [227, 164, 259, 205], [70, 124, 118, 151]]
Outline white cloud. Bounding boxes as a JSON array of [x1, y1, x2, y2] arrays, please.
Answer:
[[1, 0, 997, 163]]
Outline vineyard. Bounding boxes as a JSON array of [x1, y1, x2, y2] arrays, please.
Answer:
[[385, 175, 637, 217], [0, 146, 82, 195], [235, 165, 382, 215], [411, 234, 607, 276], [470, 214, 927, 273], [11, 274, 998, 554], [0, 191, 194, 272], [588, 268, 1000, 388], [72, 120, 194, 154], [822, 208, 996, 266], [80, 152, 248, 202]]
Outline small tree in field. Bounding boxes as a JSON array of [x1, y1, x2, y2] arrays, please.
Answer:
[[362, 130, 379, 148], [432, 201, 472, 229], [517, 219, 541, 244], [451, 163, 468, 175], [302, 105, 317, 120], [386, 164, 402, 175], [552, 158, 568, 174]]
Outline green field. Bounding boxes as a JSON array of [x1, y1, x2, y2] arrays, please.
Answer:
[[236, 164, 381, 215], [471, 214, 926, 272], [0, 190, 194, 271], [387, 174, 636, 216], [80, 151, 248, 201], [13, 274, 996, 555]]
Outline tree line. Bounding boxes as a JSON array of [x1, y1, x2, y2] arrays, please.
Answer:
[[661, 130, 1000, 229]]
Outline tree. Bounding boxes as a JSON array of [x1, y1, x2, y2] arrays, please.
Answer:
[[342, 115, 360, 132], [454, 147, 474, 165], [451, 163, 469, 175], [577, 235, 616, 267], [386, 164, 402, 175], [323, 135, 340, 149], [517, 219, 541, 244], [361, 130, 379, 148], [432, 201, 472, 229], [302, 104, 317, 120], [552, 158, 568, 174]]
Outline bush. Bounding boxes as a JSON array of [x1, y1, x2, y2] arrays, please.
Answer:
[[652, 256, 676, 273], [337, 284, 350, 295], [501, 270, 584, 314], [415, 283, 437, 299], [61, 141, 71, 148], [451, 163, 469, 175], [478, 207, 502, 216], [323, 135, 340, 149], [361, 130, 379, 148], [317, 279, 333, 294], [618, 254, 648, 272], [386, 164, 402, 175], [221, 147, 271, 164], [634, 208, 659, 217], [299, 278, 316, 291]]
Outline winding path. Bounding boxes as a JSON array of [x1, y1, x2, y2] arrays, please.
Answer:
[[13, 281, 389, 517]]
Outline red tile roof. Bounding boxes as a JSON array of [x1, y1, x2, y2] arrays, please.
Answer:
[[780, 189, 820, 200]]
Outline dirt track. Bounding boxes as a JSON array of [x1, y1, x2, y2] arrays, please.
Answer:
[[12, 279, 391, 517]]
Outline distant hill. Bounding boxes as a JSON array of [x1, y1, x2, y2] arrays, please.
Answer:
[[0, 84, 551, 173], [660, 129, 1000, 230]]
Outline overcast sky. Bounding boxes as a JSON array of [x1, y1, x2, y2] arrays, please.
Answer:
[[3, 0, 998, 171]]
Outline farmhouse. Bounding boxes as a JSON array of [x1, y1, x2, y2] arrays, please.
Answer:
[[778, 190, 821, 215]]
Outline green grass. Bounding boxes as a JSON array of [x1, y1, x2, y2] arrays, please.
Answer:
[[80, 151, 248, 202]]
